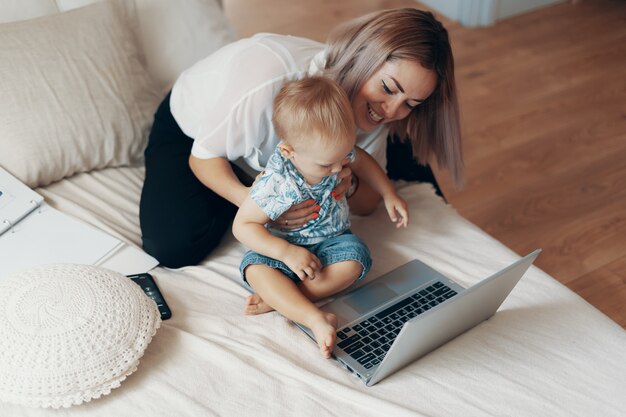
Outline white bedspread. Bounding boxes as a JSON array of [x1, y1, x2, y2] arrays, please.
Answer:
[[3, 165, 624, 416]]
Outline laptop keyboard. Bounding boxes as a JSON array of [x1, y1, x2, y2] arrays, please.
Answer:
[[335, 281, 457, 370]]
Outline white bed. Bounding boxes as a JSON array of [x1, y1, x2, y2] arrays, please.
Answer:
[[1, 1, 625, 416]]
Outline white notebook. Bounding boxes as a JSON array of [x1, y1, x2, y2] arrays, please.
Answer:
[[0, 167, 158, 279]]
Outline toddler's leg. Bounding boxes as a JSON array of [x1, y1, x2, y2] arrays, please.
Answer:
[[245, 264, 338, 358], [248, 260, 362, 312], [248, 260, 361, 313], [298, 260, 362, 301]]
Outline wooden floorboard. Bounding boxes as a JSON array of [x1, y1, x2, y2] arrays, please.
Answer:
[[568, 255, 626, 326], [223, 0, 626, 328]]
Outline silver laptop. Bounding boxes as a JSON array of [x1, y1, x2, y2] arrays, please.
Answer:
[[297, 249, 541, 386]]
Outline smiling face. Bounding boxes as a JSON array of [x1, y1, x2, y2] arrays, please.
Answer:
[[351, 59, 437, 132]]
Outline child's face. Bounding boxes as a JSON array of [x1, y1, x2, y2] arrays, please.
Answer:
[[280, 134, 355, 185]]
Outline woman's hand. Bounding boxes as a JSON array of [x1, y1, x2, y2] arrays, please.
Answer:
[[331, 165, 353, 200], [251, 171, 319, 229], [269, 164, 352, 229], [269, 200, 320, 229], [282, 245, 323, 280]]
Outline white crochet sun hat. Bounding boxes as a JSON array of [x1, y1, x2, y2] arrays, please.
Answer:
[[0, 264, 161, 408]]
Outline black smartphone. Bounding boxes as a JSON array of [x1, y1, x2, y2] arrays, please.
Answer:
[[127, 273, 172, 320]]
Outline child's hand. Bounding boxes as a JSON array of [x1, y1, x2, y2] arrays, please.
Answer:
[[282, 245, 323, 280], [383, 193, 409, 228]]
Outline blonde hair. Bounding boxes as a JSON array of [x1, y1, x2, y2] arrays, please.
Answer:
[[324, 8, 464, 187], [272, 76, 356, 147]]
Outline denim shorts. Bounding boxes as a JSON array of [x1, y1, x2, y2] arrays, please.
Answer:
[[240, 231, 372, 285]]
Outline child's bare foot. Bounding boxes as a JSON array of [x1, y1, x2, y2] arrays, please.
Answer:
[[308, 312, 338, 358], [244, 294, 274, 315]]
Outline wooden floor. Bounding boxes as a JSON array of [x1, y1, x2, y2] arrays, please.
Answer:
[[223, 0, 626, 328]]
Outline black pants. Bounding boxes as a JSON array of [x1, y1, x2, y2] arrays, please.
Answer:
[[386, 134, 445, 199], [139, 94, 443, 268], [139, 93, 238, 268]]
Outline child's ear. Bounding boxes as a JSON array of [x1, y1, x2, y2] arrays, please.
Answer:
[[278, 143, 295, 159]]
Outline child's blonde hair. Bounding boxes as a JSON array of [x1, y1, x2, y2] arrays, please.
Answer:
[[272, 76, 355, 147]]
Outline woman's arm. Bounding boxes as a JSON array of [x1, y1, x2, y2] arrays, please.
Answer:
[[189, 155, 250, 207], [190, 154, 321, 227], [346, 177, 382, 216], [351, 148, 396, 199], [350, 148, 409, 227], [345, 147, 391, 215]]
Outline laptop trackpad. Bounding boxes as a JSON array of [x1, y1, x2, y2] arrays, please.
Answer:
[[324, 282, 398, 326], [343, 282, 399, 315]]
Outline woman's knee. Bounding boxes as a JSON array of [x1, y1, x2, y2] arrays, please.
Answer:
[[142, 217, 230, 268], [140, 185, 236, 268], [142, 234, 213, 269]]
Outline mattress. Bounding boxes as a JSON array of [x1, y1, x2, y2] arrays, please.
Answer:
[[3, 165, 624, 416]]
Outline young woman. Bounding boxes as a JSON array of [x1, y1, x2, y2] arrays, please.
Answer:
[[139, 8, 463, 268]]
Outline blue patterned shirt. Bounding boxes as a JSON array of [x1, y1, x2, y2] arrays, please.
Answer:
[[250, 146, 355, 245]]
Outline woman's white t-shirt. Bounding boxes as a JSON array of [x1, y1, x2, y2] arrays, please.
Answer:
[[170, 33, 388, 174]]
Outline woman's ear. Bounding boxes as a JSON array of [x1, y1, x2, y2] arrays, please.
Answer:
[[278, 143, 295, 159]]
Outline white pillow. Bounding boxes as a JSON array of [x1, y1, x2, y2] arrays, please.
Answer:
[[0, 264, 161, 408], [57, 0, 238, 95], [0, 0, 58, 23], [0, 0, 161, 188]]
